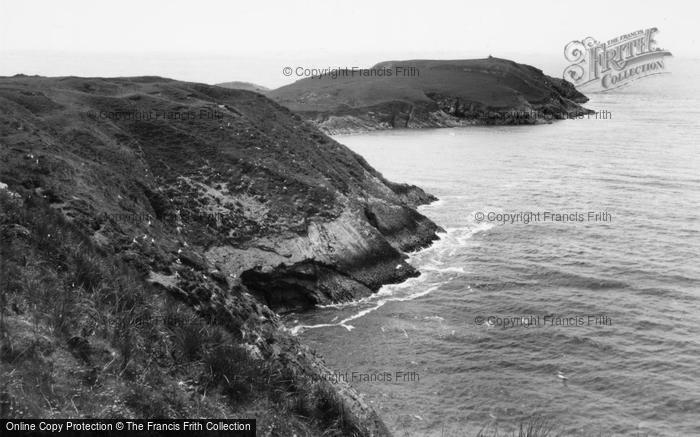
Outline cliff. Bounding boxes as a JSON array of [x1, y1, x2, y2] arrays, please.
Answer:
[[268, 57, 591, 134], [0, 75, 442, 435]]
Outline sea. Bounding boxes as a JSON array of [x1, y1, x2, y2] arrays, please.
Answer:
[[284, 59, 700, 436]]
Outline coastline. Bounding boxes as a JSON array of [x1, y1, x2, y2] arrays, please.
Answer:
[[313, 111, 594, 136], [268, 57, 593, 137], [0, 75, 442, 436], [2, 4, 694, 435]]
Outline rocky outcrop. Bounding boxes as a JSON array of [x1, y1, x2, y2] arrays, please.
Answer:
[[206, 205, 438, 313], [268, 57, 592, 134], [0, 75, 443, 435]]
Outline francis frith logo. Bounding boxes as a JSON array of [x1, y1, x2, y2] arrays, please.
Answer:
[[563, 28, 672, 91]]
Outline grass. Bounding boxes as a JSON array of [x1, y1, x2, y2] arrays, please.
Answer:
[[0, 74, 452, 436], [0, 191, 361, 435], [270, 57, 588, 113]]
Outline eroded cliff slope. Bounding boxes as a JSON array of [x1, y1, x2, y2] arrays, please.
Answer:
[[0, 75, 441, 435]]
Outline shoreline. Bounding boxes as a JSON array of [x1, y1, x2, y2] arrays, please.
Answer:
[[0, 75, 445, 437], [285, 197, 447, 334], [313, 109, 596, 136]]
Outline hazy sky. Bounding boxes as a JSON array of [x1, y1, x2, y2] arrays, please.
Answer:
[[0, 0, 696, 87]]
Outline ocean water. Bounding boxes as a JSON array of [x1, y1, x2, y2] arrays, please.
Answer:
[[286, 60, 700, 436]]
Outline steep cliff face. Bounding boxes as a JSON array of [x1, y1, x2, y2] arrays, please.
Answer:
[[0, 75, 441, 435], [268, 57, 591, 134]]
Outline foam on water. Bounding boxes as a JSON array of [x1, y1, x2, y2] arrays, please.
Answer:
[[287, 284, 442, 334], [286, 221, 486, 335], [290, 66, 700, 436]]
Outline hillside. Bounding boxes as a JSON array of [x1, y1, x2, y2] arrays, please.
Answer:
[[268, 57, 591, 134], [216, 81, 270, 94], [0, 75, 442, 435]]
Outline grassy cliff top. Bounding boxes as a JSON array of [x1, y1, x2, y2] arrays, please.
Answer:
[[269, 57, 588, 113]]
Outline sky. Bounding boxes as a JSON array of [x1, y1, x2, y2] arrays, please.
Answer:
[[0, 0, 696, 87]]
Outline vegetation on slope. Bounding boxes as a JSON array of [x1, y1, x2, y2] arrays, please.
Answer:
[[268, 57, 590, 133], [1, 74, 444, 435], [0, 190, 368, 435]]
